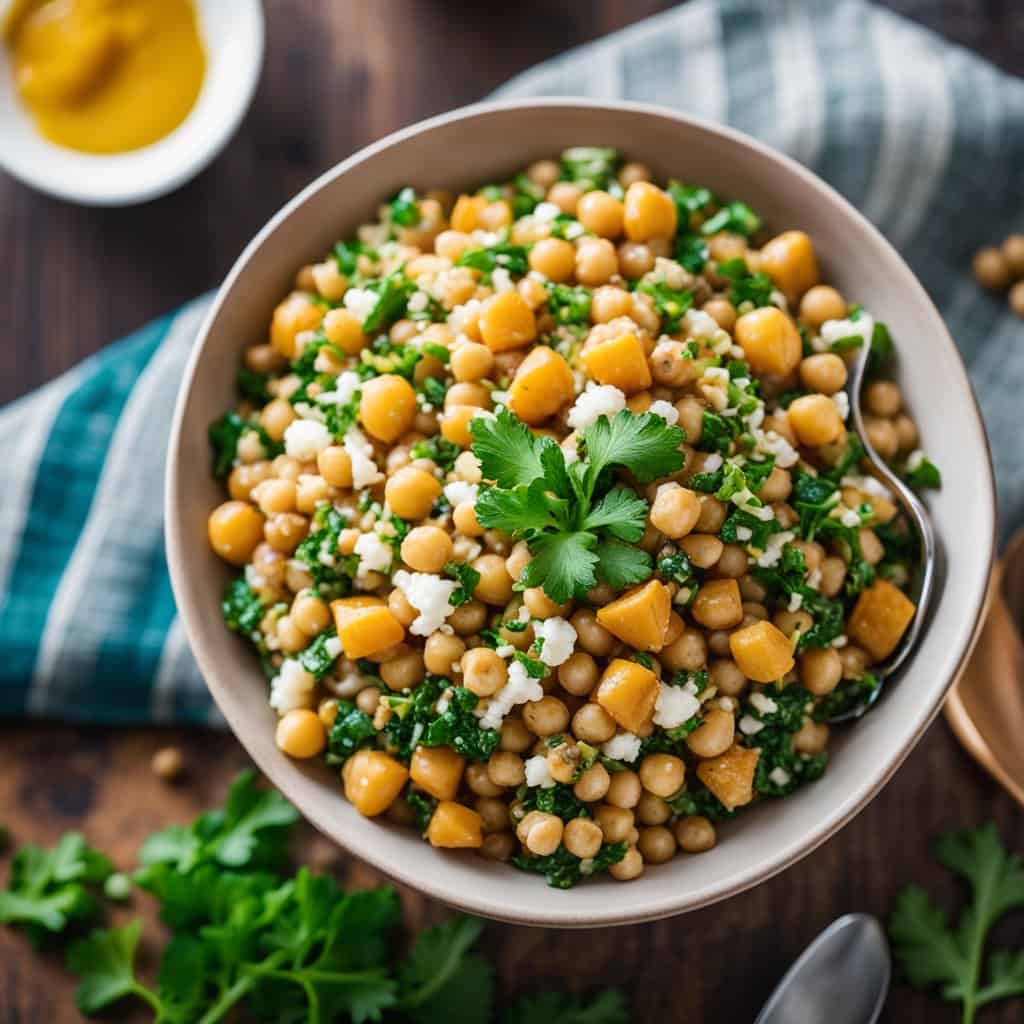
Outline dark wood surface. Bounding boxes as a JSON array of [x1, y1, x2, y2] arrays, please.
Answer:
[[2, 2, 1023, 1021]]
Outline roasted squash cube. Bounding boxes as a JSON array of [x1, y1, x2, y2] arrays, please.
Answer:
[[596, 580, 671, 652], [331, 598, 405, 659], [426, 800, 484, 848], [480, 291, 537, 352], [729, 621, 795, 683], [410, 745, 466, 801], [596, 658, 660, 733], [342, 750, 409, 817], [508, 345, 575, 425], [847, 579, 916, 662], [580, 331, 652, 393], [696, 744, 760, 811]]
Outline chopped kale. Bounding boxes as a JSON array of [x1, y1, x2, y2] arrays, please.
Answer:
[[208, 412, 281, 479], [298, 630, 339, 680], [720, 509, 779, 551], [293, 506, 359, 595], [520, 783, 590, 821], [791, 471, 841, 540], [221, 578, 265, 644], [512, 841, 626, 889], [406, 789, 437, 833], [813, 672, 881, 722], [667, 785, 734, 822], [657, 551, 697, 593], [325, 701, 378, 764], [547, 283, 592, 325], [444, 562, 481, 607], [422, 684, 500, 761]]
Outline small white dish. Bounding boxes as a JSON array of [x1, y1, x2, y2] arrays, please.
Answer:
[[0, 0, 264, 206]]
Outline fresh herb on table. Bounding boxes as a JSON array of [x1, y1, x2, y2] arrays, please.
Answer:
[[470, 407, 686, 603], [890, 823, 1024, 1024], [1, 772, 627, 1023]]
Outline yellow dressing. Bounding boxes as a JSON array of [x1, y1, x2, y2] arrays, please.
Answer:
[[3, 0, 206, 154]]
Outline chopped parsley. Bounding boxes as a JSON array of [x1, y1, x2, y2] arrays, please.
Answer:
[[547, 283, 592, 325], [297, 630, 340, 680], [388, 185, 420, 227], [715, 258, 775, 308], [905, 455, 941, 490], [293, 505, 359, 596], [512, 841, 627, 890], [207, 411, 281, 478], [560, 146, 620, 191], [700, 200, 762, 238], [325, 700, 378, 763], [634, 279, 693, 332], [457, 243, 530, 281], [444, 562, 481, 607], [410, 435, 460, 471], [754, 547, 846, 649]]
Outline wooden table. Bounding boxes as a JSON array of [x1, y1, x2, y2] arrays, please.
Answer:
[[2, 2, 1022, 1021]]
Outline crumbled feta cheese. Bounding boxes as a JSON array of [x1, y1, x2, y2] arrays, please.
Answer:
[[769, 767, 792, 787], [524, 755, 556, 789], [533, 617, 577, 667], [355, 531, 392, 577], [735, 526, 753, 542], [601, 732, 642, 763], [749, 692, 779, 715], [788, 591, 804, 612], [284, 419, 332, 461], [392, 570, 458, 636], [684, 308, 720, 339], [703, 453, 724, 473], [840, 507, 861, 528], [494, 644, 516, 659], [755, 530, 797, 568], [832, 391, 850, 422], [447, 298, 483, 336], [647, 400, 680, 425], [343, 428, 383, 488], [477, 660, 544, 730], [444, 481, 479, 507], [407, 290, 429, 313], [652, 256, 689, 290], [316, 370, 362, 407], [567, 383, 627, 431], [653, 683, 701, 729], [491, 267, 514, 293], [343, 287, 378, 323], [841, 473, 893, 500], [490, 389, 511, 405], [769, 289, 789, 311], [533, 201, 561, 223], [332, 669, 370, 699], [754, 429, 800, 469], [269, 659, 316, 714], [325, 636, 343, 660], [906, 449, 925, 471], [435, 691, 451, 714], [738, 714, 765, 736], [718, 696, 737, 713], [820, 312, 874, 350], [702, 366, 730, 385], [807, 568, 822, 590], [564, 221, 585, 240], [831, 634, 848, 648]]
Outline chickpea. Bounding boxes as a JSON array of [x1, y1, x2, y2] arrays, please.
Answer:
[[445, 381, 490, 412], [636, 791, 671, 825], [865, 379, 902, 417], [893, 414, 919, 452], [461, 647, 508, 697], [574, 762, 611, 802], [1003, 234, 1024, 276], [692, 579, 743, 630], [623, 181, 677, 241], [788, 394, 844, 447], [480, 832, 516, 861], [616, 241, 655, 280], [648, 341, 696, 389], [318, 698, 339, 730], [228, 461, 273, 502], [488, 751, 526, 788], [793, 718, 829, 755], [453, 501, 484, 537], [547, 739, 582, 784], [380, 649, 425, 690], [606, 770, 642, 809], [1012, 282, 1024, 321], [547, 181, 582, 215], [152, 746, 185, 781], [713, 544, 749, 580], [618, 161, 651, 187], [291, 592, 330, 636], [400, 525, 453, 573], [707, 630, 732, 657], [450, 342, 494, 383], [522, 696, 569, 737], [859, 527, 885, 565], [864, 416, 899, 459], [470, 795, 509, 831], [799, 353, 848, 394], [526, 159, 560, 189], [818, 556, 847, 598], [322, 308, 366, 356], [519, 811, 564, 856], [500, 716, 533, 753], [276, 709, 327, 759], [686, 707, 736, 759], [522, 586, 568, 620], [571, 702, 617, 744], [315, 446, 352, 488], [252, 478, 296, 517], [841, 644, 870, 679], [245, 343, 286, 375], [528, 237, 576, 282], [575, 238, 618, 286], [594, 804, 634, 843], [799, 647, 843, 695], [798, 285, 847, 327], [973, 246, 1012, 290], [467, 765, 505, 800], [774, 608, 814, 639], [260, 398, 297, 442], [609, 846, 644, 881], [560, 818, 602, 860], [709, 658, 748, 697], [449, 599, 487, 635], [570, 609, 616, 657], [638, 826, 677, 864], [675, 815, 717, 853], [385, 466, 442, 520], [659, 627, 707, 673], [504, 540, 532, 584], [649, 484, 701, 539], [471, 554, 514, 605], [590, 285, 633, 324], [575, 190, 624, 238], [703, 297, 737, 332], [355, 686, 381, 716], [208, 501, 264, 565], [360, 374, 417, 443], [558, 652, 599, 696], [638, 754, 686, 798], [695, 494, 727, 533], [759, 466, 793, 504], [424, 632, 466, 676]]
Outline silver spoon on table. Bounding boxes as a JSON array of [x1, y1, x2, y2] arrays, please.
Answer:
[[825, 339, 939, 723], [754, 914, 891, 1024]]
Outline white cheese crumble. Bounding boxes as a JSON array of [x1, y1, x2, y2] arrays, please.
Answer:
[[270, 659, 316, 714], [491, 267, 514, 293], [332, 669, 371, 699], [407, 290, 430, 313], [749, 692, 779, 715], [392, 570, 458, 636], [738, 714, 765, 736], [524, 755, 557, 789], [447, 298, 483, 336], [477, 660, 544, 730], [906, 449, 925, 471], [755, 530, 796, 568], [354, 531, 392, 577], [284, 419, 332, 461], [754, 428, 800, 469], [833, 391, 850, 421], [840, 507, 861, 528], [325, 636, 343, 659], [444, 480, 479, 507], [788, 591, 804, 612], [316, 369, 361, 407], [566, 383, 627, 431], [601, 732, 642, 763], [684, 308, 721, 339], [653, 683, 701, 729], [703, 453, 724, 473], [647, 400, 680, 425], [532, 201, 561, 223], [769, 767, 792, 787], [735, 526, 753, 543], [819, 312, 874, 351], [343, 427, 383, 489], [343, 287, 378, 323], [533, 617, 577, 667]]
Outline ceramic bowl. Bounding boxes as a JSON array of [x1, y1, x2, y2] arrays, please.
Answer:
[[166, 99, 995, 927], [0, 0, 264, 206]]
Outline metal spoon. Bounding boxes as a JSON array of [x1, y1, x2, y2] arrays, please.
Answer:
[[826, 340, 940, 722], [754, 914, 891, 1024]]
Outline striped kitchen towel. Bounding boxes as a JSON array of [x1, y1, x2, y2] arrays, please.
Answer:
[[1, 0, 1022, 724]]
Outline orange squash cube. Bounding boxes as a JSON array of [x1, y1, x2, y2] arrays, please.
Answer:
[[596, 658, 660, 733], [508, 346, 575, 425], [847, 579, 916, 662], [596, 580, 671, 652], [729, 621, 795, 683], [480, 291, 537, 352], [331, 598, 405, 659], [410, 745, 466, 801], [342, 750, 409, 817], [426, 800, 484, 848], [581, 331, 652, 393], [696, 744, 760, 811]]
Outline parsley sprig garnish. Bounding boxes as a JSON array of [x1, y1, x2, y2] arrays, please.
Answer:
[[470, 408, 686, 603]]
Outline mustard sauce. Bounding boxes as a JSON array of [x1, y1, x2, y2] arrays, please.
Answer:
[[3, 0, 206, 154]]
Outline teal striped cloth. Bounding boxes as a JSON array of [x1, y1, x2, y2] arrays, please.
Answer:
[[2, 0, 1022, 724]]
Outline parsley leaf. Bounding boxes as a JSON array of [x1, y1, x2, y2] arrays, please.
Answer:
[[457, 244, 530, 281], [582, 487, 649, 542], [470, 407, 550, 488], [906, 455, 942, 490], [547, 283, 592, 325], [701, 200, 762, 237], [675, 233, 709, 273], [715, 258, 774, 308], [594, 539, 653, 591], [410, 435, 460, 471], [298, 630, 340, 680], [326, 700, 378, 764], [635, 280, 693, 332], [65, 921, 159, 1015], [362, 271, 416, 335], [445, 562, 481, 607], [581, 410, 687, 485], [389, 186, 421, 227], [521, 531, 600, 605], [560, 147, 620, 191], [890, 824, 1024, 1022]]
